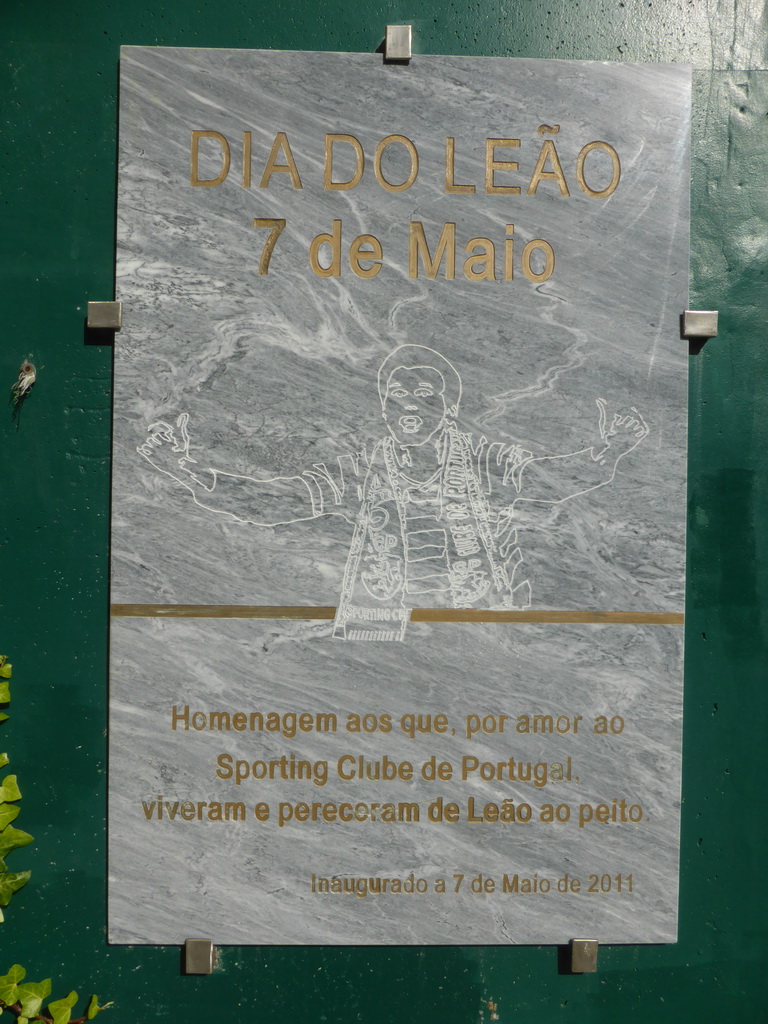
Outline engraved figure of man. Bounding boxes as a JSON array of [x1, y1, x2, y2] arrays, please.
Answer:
[[138, 344, 648, 640]]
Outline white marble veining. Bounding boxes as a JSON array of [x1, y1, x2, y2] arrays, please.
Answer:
[[110, 48, 689, 944]]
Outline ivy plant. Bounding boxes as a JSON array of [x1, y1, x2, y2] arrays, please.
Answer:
[[0, 965, 112, 1024], [0, 658, 31, 921], [0, 658, 111, 1021]]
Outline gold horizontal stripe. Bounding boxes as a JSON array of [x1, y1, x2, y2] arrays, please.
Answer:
[[111, 604, 337, 619], [111, 604, 683, 625], [411, 609, 684, 624]]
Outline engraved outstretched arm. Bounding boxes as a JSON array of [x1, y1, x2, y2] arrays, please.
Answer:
[[137, 414, 318, 526], [514, 400, 649, 506]]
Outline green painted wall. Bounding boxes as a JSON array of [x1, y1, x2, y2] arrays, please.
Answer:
[[2, 2, 767, 1020]]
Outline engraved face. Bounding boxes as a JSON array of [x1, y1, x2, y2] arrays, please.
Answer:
[[382, 365, 447, 447]]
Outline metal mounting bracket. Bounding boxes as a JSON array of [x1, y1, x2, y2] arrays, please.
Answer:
[[87, 301, 122, 330], [569, 938, 598, 973], [184, 938, 217, 975], [385, 25, 412, 62], [682, 309, 718, 339]]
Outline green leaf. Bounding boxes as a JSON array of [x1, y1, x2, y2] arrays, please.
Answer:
[[0, 662, 11, 679], [0, 825, 33, 859], [85, 994, 113, 1019], [0, 682, 8, 703], [0, 776, 21, 802], [48, 990, 78, 1024], [0, 714, 8, 724], [17, 978, 51, 1019], [0, 964, 26, 1006], [0, 870, 31, 905], [18, 1016, 28, 1024], [86, 996, 114, 1019], [0, 804, 20, 830], [0, 754, 7, 769]]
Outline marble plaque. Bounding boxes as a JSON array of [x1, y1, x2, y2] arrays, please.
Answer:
[[109, 47, 690, 945]]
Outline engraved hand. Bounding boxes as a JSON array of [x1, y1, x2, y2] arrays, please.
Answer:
[[137, 413, 209, 487], [593, 399, 649, 461]]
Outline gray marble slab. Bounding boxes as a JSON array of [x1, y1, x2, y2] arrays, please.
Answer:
[[110, 47, 689, 944]]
